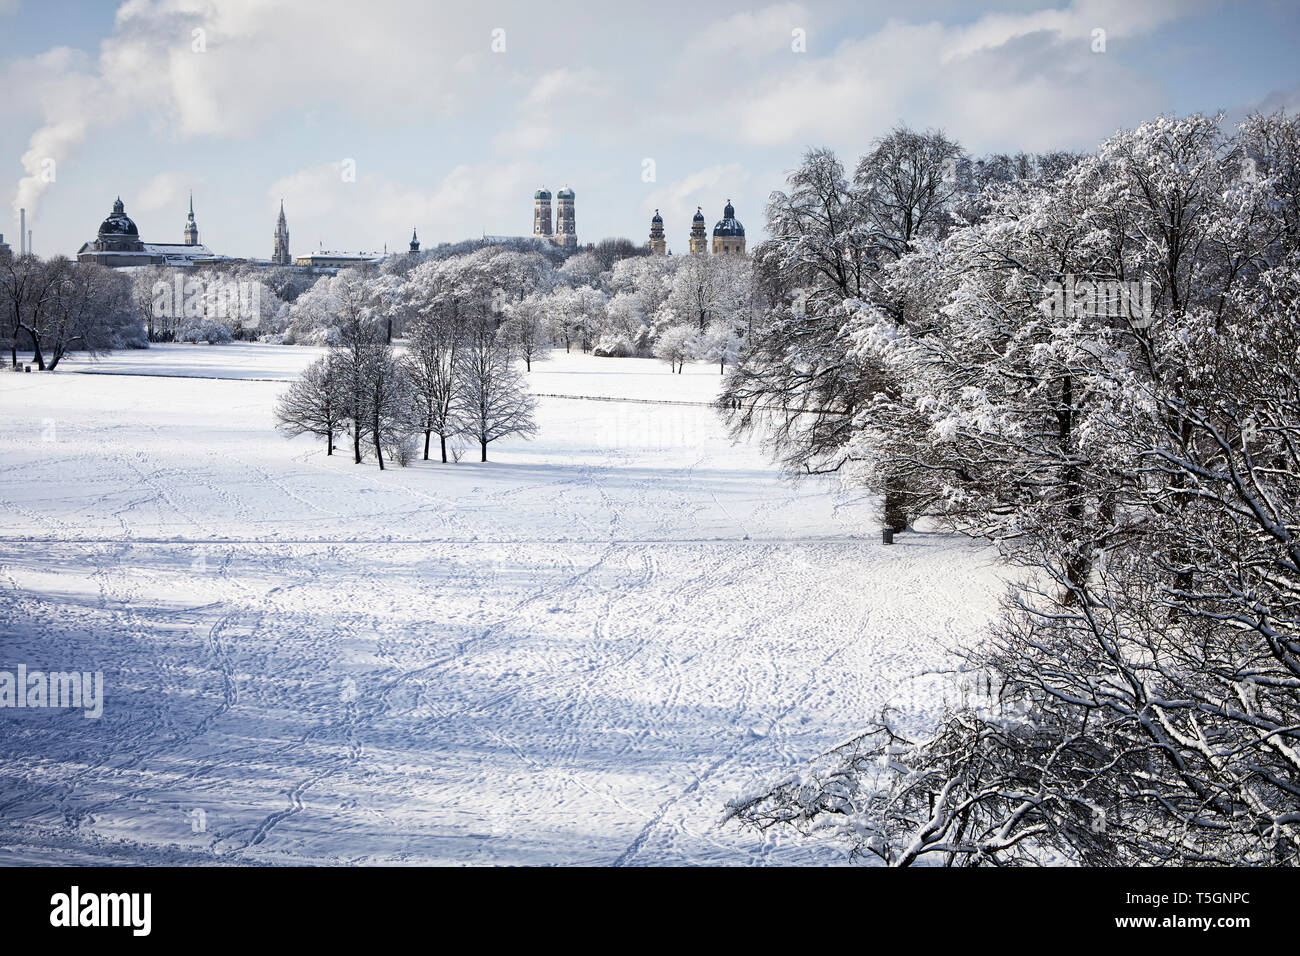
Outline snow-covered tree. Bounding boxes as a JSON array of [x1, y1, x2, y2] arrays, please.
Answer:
[[653, 324, 696, 373]]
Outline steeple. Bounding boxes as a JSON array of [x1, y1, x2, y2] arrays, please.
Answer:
[[648, 208, 666, 255], [409, 228, 420, 255], [689, 206, 707, 254], [183, 191, 199, 246], [272, 199, 291, 265]]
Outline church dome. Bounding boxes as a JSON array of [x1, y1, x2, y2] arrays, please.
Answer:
[[651, 209, 663, 223], [99, 197, 139, 238], [712, 199, 744, 238], [534, 188, 552, 200], [556, 187, 575, 199], [692, 206, 705, 222]]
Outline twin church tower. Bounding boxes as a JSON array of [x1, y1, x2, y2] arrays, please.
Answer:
[[531, 188, 578, 250], [532, 187, 746, 258]]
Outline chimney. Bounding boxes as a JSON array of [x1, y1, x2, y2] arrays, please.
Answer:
[[20, 208, 25, 256]]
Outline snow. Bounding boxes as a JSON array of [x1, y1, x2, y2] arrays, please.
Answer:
[[0, 344, 1004, 865]]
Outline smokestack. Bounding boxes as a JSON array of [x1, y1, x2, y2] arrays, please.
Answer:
[[19, 208, 25, 256], [27, 230, 32, 256]]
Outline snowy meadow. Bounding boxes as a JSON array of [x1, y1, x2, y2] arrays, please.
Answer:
[[0, 345, 1002, 865]]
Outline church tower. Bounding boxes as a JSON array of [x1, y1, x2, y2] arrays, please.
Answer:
[[273, 200, 291, 265], [648, 209, 666, 255], [555, 187, 576, 249], [183, 192, 199, 246], [409, 228, 420, 255], [688, 206, 707, 254], [533, 188, 553, 239]]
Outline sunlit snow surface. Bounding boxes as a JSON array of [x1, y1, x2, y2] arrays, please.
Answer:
[[0, 345, 1002, 865]]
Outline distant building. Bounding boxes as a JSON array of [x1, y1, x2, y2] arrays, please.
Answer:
[[184, 193, 199, 246], [648, 209, 666, 255], [711, 200, 745, 256], [409, 228, 420, 255], [76, 196, 216, 268], [555, 188, 577, 250], [293, 250, 386, 269], [0, 233, 10, 258], [688, 207, 708, 254], [533, 188, 553, 240], [272, 200, 291, 265]]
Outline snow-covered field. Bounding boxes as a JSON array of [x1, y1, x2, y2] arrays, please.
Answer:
[[0, 344, 1003, 865]]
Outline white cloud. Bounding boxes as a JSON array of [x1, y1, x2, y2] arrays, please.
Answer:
[[135, 170, 196, 213]]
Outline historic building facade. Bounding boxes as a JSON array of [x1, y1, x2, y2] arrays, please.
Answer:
[[710, 200, 745, 256], [76, 196, 216, 267]]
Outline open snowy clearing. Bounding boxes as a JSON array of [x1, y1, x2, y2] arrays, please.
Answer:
[[0, 345, 1004, 865]]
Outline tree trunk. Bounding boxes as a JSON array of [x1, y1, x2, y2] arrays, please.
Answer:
[[353, 427, 362, 464], [31, 337, 45, 372], [441, 433, 448, 464], [326, 427, 334, 456], [481, 438, 488, 462], [423, 429, 431, 460], [884, 484, 908, 534]]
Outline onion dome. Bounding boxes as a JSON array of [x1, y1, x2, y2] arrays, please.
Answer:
[[651, 209, 663, 223], [556, 187, 575, 199], [712, 199, 744, 238], [692, 206, 705, 222], [534, 188, 552, 200], [99, 197, 140, 238]]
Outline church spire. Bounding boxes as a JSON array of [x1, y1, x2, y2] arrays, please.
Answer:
[[272, 199, 291, 265], [183, 191, 199, 246]]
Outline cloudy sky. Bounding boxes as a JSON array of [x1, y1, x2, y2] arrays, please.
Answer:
[[2, 0, 1299, 260]]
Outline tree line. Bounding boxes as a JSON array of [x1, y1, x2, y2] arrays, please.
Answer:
[[1, 252, 142, 370]]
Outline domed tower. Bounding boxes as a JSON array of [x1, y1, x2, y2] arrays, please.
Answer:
[[688, 206, 708, 255], [409, 227, 420, 255], [711, 199, 745, 256], [555, 187, 576, 249], [273, 200, 291, 265], [183, 192, 199, 246], [648, 209, 666, 255], [94, 197, 145, 253], [533, 188, 553, 239]]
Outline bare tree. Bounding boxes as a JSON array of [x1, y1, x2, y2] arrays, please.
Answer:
[[275, 355, 346, 455], [454, 316, 537, 461]]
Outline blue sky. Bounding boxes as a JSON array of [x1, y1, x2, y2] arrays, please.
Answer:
[[2, 0, 1298, 260]]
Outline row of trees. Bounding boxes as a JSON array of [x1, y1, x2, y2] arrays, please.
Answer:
[[276, 241, 755, 372], [275, 269, 536, 467], [1, 252, 143, 370], [725, 115, 1300, 865]]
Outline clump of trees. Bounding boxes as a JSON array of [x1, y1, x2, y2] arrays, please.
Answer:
[[275, 266, 536, 467], [2, 253, 143, 370], [724, 115, 1300, 866]]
